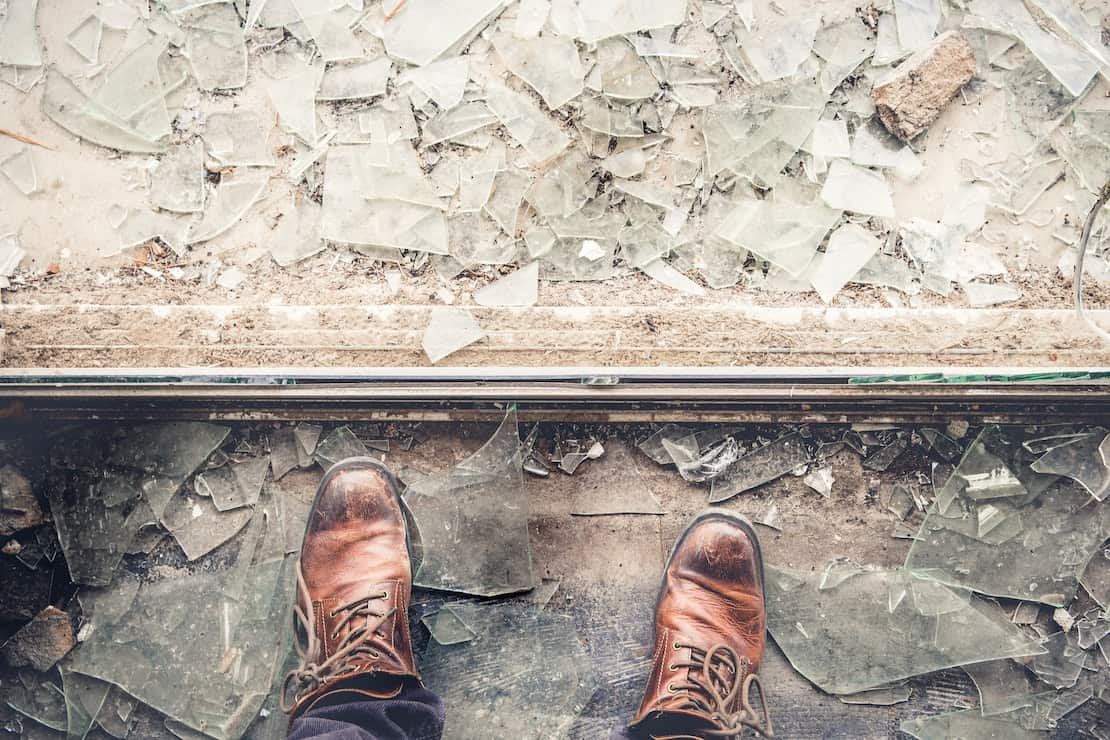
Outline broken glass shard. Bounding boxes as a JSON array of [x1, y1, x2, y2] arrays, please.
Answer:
[[821, 159, 895, 218], [907, 427, 1108, 606], [116, 208, 191, 255], [851, 119, 923, 179], [458, 144, 505, 212], [595, 37, 659, 100], [194, 456, 269, 512], [160, 487, 254, 560], [815, 19, 875, 94], [550, 0, 684, 43], [187, 169, 270, 244], [269, 62, 321, 145], [485, 80, 569, 165], [570, 441, 664, 515], [810, 119, 851, 162], [314, 426, 369, 468], [149, 141, 205, 213], [422, 307, 485, 364], [4, 674, 67, 732], [900, 708, 1045, 740], [0, 0, 43, 66], [962, 281, 1022, 307], [1081, 545, 1110, 607], [42, 71, 166, 154], [484, 168, 530, 235], [403, 408, 534, 596], [894, 0, 941, 52], [1030, 429, 1110, 502], [420, 600, 594, 738], [290, 0, 362, 62], [422, 605, 477, 645], [182, 3, 248, 90], [317, 58, 391, 101], [1028, 631, 1084, 689], [269, 198, 324, 267], [809, 223, 882, 303], [864, 438, 909, 472], [837, 684, 911, 706], [383, 0, 507, 66], [68, 15, 105, 64], [733, 13, 819, 82], [493, 33, 584, 109], [803, 465, 834, 497], [641, 259, 706, 295], [765, 564, 1044, 695], [205, 111, 276, 167], [399, 57, 469, 110], [715, 199, 841, 277], [60, 667, 110, 740], [1, 147, 37, 196], [964, 659, 1042, 715], [421, 102, 498, 146], [473, 262, 539, 307], [710, 433, 812, 503]]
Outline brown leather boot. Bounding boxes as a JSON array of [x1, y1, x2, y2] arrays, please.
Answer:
[[629, 510, 773, 738], [280, 458, 419, 718]]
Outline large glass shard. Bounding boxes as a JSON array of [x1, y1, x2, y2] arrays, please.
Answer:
[[963, 0, 1098, 97], [90, 37, 169, 126], [484, 168, 531, 235], [421, 307, 485, 364], [906, 427, 1109, 607], [485, 80, 570, 165], [66, 14, 103, 63], [894, 0, 941, 52], [809, 223, 882, 303], [710, 433, 812, 503], [421, 605, 477, 645], [321, 144, 446, 255], [3, 673, 67, 731], [42, 71, 167, 154], [765, 564, 1045, 695], [318, 59, 391, 102], [205, 111, 277, 167], [182, 3, 248, 90], [383, 0, 507, 66], [1081, 544, 1110, 607], [820, 159, 895, 218], [399, 57, 469, 110], [473, 261, 539, 307], [150, 141, 205, 213], [269, 62, 321, 145], [595, 38, 659, 100], [195, 456, 269, 512], [0, 0, 41, 65], [715, 199, 841, 277], [570, 441, 664, 515], [421, 101, 498, 146], [702, 79, 827, 182], [549, 0, 687, 44], [269, 198, 324, 267], [1030, 429, 1110, 502], [402, 409, 534, 596], [290, 0, 361, 62], [68, 526, 295, 740], [851, 119, 923, 179], [47, 423, 230, 585], [60, 666, 110, 740], [964, 659, 1042, 715], [900, 708, 1046, 740], [314, 426, 369, 468], [420, 600, 595, 738], [187, 169, 270, 244], [493, 32, 584, 109], [733, 13, 820, 83]]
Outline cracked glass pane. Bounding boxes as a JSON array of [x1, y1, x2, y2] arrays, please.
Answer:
[[710, 433, 812, 502], [570, 441, 663, 515], [906, 426, 1109, 607], [765, 564, 1044, 695], [403, 409, 534, 596], [420, 600, 595, 738]]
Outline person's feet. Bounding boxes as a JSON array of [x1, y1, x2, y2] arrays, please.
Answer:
[[630, 510, 773, 738], [281, 458, 419, 718]]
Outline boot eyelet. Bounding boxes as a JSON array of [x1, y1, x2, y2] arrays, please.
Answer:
[[673, 642, 680, 650], [666, 683, 676, 693], [380, 591, 388, 599], [668, 664, 676, 671]]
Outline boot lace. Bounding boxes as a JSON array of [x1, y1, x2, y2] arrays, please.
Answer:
[[668, 642, 773, 738], [280, 565, 396, 713]]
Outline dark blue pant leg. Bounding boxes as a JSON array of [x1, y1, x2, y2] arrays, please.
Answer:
[[287, 680, 445, 740]]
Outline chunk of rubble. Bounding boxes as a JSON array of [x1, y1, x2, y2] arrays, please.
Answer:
[[873, 31, 976, 142], [0, 465, 44, 536], [422, 307, 486, 363], [0, 606, 76, 672]]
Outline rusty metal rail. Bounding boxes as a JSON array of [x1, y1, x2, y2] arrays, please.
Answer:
[[0, 369, 1107, 424]]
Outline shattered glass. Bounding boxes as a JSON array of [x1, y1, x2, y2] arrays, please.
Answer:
[[710, 433, 811, 503], [714, 199, 841, 278], [0, 0, 43, 67], [314, 426, 369, 468], [473, 261, 539, 307], [493, 33, 584, 110], [187, 169, 270, 244], [402, 409, 534, 596], [149, 141, 206, 213], [0, 146, 37, 196], [809, 223, 882, 303], [570, 441, 663, 515], [1030, 429, 1110, 502], [421, 605, 477, 645], [194, 456, 269, 512], [820, 159, 896, 219], [421, 307, 486, 364], [900, 708, 1045, 740], [765, 564, 1044, 695]]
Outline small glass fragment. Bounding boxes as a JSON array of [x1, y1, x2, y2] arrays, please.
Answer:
[[485, 80, 570, 165], [963, 659, 1042, 715], [66, 14, 104, 63], [1028, 632, 1083, 689], [803, 465, 834, 497], [187, 169, 270, 244], [734, 13, 820, 82], [820, 159, 896, 218], [205, 111, 276, 167], [0, 147, 37, 196], [269, 199, 324, 267], [149, 141, 205, 213], [766, 564, 1044, 695], [809, 223, 883, 303], [181, 3, 248, 90], [290, 0, 362, 62], [422, 307, 486, 364], [715, 199, 842, 277], [194, 456, 269, 512], [1030, 429, 1110, 502], [863, 438, 909, 472], [314, 426, 369, 468], [894, 0, 941, 51], [399, 57, 469, 110], [41, 71, 166, 154], [962, 281, 1022, 307], [900, 708, 1044, 740], [317, 58, 392, 101], [595, 38, 659, 100], [837, 684, 912, 706], [850, 119, 923, 179], [710, 433, 812, 503], [0, 0, 43, 66], [473, 262, 539, 307], [421, 605, 477, 645], [755, 502, 782, 531], [383, 0, 507, 66], [269, 63, 322, 145], [494, 33, 584, 110]]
